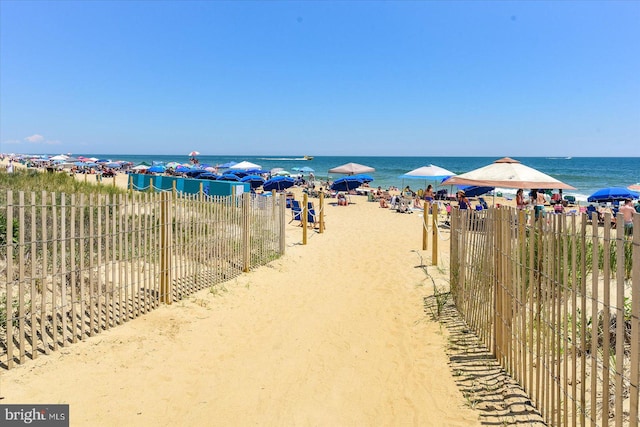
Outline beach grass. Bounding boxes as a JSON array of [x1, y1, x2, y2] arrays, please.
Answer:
[[0, 168, 127, 196]]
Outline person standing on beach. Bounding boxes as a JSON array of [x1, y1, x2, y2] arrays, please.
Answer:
[[516, 189, 528, 210], [6, 160, 14, 173], [619, 199, 635, 236], [457, 190, 470, 210]]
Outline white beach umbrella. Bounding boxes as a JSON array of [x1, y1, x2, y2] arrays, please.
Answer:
[[328, 162, 375, 176], [229, 160, 262, 170], [399, 164, 456, 181], [442, 157, 575, 190]]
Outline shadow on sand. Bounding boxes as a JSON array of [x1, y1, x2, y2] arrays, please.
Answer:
[[425, 297, 547, 426]]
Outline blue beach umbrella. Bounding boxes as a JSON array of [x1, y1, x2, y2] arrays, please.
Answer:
[[263, 176, 295, 192], [246, 168, 268, 175], [147, 165, 166, 174], [198, 173, 219, 180], [351, 174, 374, 183], [241, 175, 265, 189], [457, 185, 494, 197], [330, 176, 364, 192], [587, 187, 639, 203], [186, 169, 206, 178], [218, 173, 241, 181]]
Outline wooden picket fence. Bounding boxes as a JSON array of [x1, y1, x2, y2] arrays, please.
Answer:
[[450, 207, 639, 426], [0, 190, 286, 369]]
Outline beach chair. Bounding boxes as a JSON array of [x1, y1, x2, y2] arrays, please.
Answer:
[[478, 197, 489, 210], [290, 199, 302, 223], [307, 202, 319, 228]]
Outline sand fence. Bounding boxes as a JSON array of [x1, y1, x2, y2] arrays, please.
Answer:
[[0, 190, 286, 369], [450, 207, 639, 425]]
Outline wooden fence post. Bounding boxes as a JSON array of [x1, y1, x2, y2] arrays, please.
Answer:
[[279, 193, 286, 255], [302, 193, 308, 245], [242, 192, 251, 272], [431, 202, 438, 265], [319, 192, 325, 233], [160, 192, 171, 304], [422, 201, 428, 251]]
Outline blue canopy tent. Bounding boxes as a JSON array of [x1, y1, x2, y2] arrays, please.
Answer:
[[263, 176, 296, 192], [587, 187, 639, 203]]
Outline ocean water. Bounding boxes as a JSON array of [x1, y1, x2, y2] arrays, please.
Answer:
[[78, 154, 639, 203]]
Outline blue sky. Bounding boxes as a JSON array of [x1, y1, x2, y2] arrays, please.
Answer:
[[1, 1, 638, 157]]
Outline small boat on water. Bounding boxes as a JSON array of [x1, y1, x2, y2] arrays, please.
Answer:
[[303, 155, 314, 161]]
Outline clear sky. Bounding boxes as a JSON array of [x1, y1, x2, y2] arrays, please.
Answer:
[[1, 1, 638, 157]]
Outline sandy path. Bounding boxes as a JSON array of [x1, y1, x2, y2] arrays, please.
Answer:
[[0, 183, 480, 426]]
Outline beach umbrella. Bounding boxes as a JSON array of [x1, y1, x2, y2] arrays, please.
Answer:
[[198, 173, 219, 180], [328, 162, 375, 176], [628, 183, 640, 192], [263, 176, 295, 192], [245, 168, 268, 175], [166, 161, 181, 168], [188, 151, 200, 157], [105, 162, 122, 168], [442, 157, 575, 190], [175, 165, 192, 173], [330, 176, 364, 192], [351, 173, 374, 183], [229, 160, 262, 170], [587, 187, 639, 203], [217, 161, 237, 168], [274, 170, 291, 176], [399, 164, 456, 181], [457, 185, 494, 197], [299, 166, 315, 173], [241, 175, 265, 189], [50, 154, 68, 161], [186, 169, 207, 178], [217, 173, 241, 181], [132, 164, 149, 171], [147, 165, 166, 174]]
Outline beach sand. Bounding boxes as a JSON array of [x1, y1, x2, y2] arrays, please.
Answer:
[[0, 167, 541, 426]]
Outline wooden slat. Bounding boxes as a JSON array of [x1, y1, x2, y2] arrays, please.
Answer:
[[51, 192, 58, 351], [70, 194, 77, 343], [60, 193, 67, 347], [614, 222, 625, 426], [18, 191, 26, 364], [30, 192, 38, 358], [6, 191, 15, 368], [602, 217, 612, 427], [630, 214, 639, 427]]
